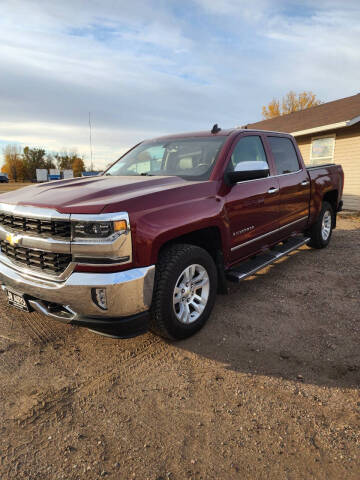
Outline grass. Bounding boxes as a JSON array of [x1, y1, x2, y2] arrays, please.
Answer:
[[0, 182, 32, 193]]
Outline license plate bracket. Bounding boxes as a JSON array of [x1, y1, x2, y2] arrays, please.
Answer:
[[6, 289, 30, 312]]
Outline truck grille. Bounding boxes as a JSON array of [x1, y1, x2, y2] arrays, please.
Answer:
[[0, 241, 72, 274], [0, 214, 71, 238]]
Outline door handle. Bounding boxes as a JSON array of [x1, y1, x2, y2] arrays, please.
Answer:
[[267, 187, 279, 194], [301, 180, 309, 186]]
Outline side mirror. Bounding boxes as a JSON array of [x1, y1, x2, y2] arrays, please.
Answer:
[[226, 160, 269, 185]]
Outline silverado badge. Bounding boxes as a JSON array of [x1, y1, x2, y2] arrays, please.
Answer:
[[6, 233, 21, 246]]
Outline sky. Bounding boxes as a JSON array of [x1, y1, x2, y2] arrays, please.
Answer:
[[0, 0, 360, 169]]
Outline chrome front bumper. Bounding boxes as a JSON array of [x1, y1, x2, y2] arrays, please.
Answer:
[[0, 259, 155, 325]]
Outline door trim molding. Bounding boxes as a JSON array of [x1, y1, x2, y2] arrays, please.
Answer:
[[231, 216, 308, 252]]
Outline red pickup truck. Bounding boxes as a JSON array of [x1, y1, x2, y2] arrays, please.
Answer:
[[0, 127, 344, 339]]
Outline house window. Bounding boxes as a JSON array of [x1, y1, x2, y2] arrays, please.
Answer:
[[310, 135, 335, 165]]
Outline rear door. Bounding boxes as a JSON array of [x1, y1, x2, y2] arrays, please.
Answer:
[[265, 135, 310, 235], [224, 133, 280, 263]]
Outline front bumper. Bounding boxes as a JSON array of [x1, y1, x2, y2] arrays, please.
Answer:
[[0, 261, 155, 337]]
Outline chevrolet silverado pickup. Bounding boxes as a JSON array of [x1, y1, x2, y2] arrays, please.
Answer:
[[0, 127, 344, 339]]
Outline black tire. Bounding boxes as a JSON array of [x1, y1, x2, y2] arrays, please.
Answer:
[[150, 244, 218, 340], [308, 201, 334, 249]]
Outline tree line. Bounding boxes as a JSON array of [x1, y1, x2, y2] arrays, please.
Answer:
[[1, 144, 86, 182]]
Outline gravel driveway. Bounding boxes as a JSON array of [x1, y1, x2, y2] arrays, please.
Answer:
[[0, 214, 359, 479]]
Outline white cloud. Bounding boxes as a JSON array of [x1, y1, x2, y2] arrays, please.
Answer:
[[0, 0, 359, 168]]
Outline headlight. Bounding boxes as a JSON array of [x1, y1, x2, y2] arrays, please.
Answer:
[[72, 219, 127, 240]]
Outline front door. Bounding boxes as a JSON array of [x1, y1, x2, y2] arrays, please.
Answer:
[[224, 134, 280, 263]]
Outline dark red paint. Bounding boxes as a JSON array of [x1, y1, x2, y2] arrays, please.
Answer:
[[0, 129, 344, 272]]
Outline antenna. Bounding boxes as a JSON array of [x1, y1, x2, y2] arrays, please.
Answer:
[[211, 123, 221, 134], [89, 112, 93, 172]]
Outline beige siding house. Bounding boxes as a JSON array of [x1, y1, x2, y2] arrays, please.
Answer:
[[246, 93, 360, 210]]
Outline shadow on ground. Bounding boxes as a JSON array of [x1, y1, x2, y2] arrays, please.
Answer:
[[176, 222, 360, 389]]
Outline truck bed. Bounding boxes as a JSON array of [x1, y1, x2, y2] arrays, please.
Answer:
[[306, 163, 344, 223]]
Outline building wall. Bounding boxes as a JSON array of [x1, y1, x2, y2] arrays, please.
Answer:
[[295, 124, 360, 210]]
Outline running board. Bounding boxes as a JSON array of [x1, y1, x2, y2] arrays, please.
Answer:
[[226, 235, 310, 283]]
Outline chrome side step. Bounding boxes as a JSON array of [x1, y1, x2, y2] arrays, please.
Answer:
[[226, 235, 310, 283]]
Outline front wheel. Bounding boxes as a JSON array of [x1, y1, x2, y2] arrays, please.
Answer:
[[150, 244, 218, 340], [308, 201, 334, 249]]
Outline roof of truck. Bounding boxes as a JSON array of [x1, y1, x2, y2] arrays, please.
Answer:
[[146, 128, 290, 142], [148, 129, 235, 141]]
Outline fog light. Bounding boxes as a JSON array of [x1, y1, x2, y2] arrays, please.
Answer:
[[92, 288, 108, 310]]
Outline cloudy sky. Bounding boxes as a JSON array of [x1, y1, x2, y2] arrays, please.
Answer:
[[1, 0, 359, 169]]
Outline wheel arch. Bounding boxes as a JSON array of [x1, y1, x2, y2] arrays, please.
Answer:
[[155, 226, 228, 294], [158, 226, 222, 260]]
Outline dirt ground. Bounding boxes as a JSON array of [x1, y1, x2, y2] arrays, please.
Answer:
[[0, 214, 359, 480]]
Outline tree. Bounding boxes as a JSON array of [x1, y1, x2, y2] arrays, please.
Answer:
[[22, 146, 47, 181], [72, 157, 85, 177], [262, 91, 322, 119], [1, 145, 24, 182], [54, 150, 85, 177], [54, 151, 73, 170], [44, 154, 56, 170]]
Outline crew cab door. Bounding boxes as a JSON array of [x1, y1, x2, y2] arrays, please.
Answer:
[[265, 135, 310, 235], [224, 134, 280, 263]]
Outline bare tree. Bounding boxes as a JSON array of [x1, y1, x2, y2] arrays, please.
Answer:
[[2, 144, 23, 182]]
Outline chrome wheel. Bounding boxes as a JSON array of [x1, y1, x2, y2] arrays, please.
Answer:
[[321, 210, 332, 241], [173, 264, 210, 324]]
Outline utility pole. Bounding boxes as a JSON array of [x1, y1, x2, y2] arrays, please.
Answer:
[[89, 112, 93, 172]]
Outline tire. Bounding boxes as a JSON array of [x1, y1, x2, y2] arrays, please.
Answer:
[[150, 244, 218, 340], [308, 201, 334, 249]]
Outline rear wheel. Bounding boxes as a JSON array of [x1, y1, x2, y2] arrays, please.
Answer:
[[308, 201, 334, 249], [150, 244, 218, 340]]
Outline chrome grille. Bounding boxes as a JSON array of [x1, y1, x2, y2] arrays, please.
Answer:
[[0, 241, 72, 274], [0, 214, 70, 238]]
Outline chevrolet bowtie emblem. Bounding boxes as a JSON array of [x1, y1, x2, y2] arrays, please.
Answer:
[[6, 233, 21, 246]]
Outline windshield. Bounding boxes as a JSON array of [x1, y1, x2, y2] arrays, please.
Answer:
[[104, 136, 226, 180]]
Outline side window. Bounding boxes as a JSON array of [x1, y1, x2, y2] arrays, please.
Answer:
[[268, 136, 300, 174], [227, 135, 268, 172]]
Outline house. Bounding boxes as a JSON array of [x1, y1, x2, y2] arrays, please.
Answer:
[[246, 93, 360, 210]]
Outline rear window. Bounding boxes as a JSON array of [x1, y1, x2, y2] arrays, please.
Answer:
[[268, 136, 300, 174]]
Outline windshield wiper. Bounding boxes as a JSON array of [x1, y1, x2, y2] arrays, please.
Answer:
[[140, 172, 154, 176]]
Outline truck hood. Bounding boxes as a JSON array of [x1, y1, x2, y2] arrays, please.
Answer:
[[0, 175, 204, 214]]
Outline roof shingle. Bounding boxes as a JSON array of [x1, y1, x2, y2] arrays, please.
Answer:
[[246, 93, 360, 133]]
